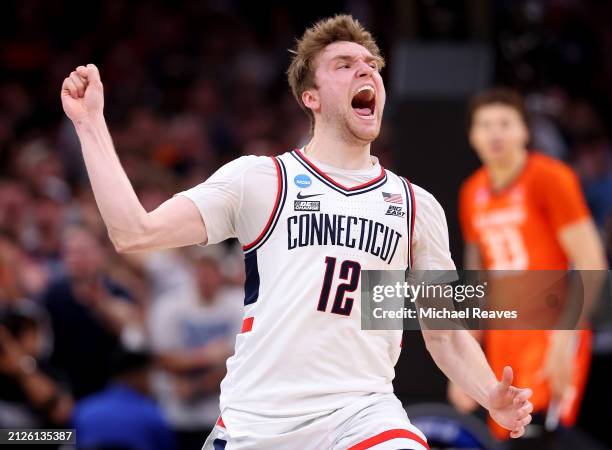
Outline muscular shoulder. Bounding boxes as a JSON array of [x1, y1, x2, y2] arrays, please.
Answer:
[[410, 183, 447, 225], [177, 155, 279, 246], [384, 170, 445, 215], [234, 154, 278, 199], [216, 154, 277, 180], [528, 152, 576, 181], [233, 155, 280, 245], [242, 154, 277, 173], [459, 167, 488, 200], [408, 182, 455, 270]]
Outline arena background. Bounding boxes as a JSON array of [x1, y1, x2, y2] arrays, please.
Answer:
[[0, 1, 611, 449]]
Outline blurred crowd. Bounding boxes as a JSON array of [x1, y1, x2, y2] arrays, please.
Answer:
[[1, 2, 313, 448], [0, 1, 611, 450]]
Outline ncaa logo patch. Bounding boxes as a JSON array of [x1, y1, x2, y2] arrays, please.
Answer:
[[294, 174, 312, 188]]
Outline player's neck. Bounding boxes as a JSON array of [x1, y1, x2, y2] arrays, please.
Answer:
[[487, 149, 528, 190], [305, 127, 373, 170]]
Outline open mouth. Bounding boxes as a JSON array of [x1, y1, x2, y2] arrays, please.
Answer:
[[351, 85, 376, 118]]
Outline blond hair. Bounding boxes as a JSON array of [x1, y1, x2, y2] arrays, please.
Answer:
[[287, 15, 385, 130]]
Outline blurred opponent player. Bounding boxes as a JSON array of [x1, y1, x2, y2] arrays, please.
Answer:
[[61, 16, 534, 450], [452, 88, 607, 442]]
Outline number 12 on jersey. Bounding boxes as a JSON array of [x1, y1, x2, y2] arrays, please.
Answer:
[[317, 257, 361, 316]]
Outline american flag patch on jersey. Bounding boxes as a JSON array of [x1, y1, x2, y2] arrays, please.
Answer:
[[382, 192, 403, 204]]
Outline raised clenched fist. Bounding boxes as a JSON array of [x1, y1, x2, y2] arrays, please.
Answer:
[[61, 64, 104, 123]]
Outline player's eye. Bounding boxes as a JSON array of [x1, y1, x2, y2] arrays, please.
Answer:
[[337, 63, 350, 69]]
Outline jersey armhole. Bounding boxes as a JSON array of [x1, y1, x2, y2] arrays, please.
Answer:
[[400, 177, 416, 269], [242, 156, 287, 254]]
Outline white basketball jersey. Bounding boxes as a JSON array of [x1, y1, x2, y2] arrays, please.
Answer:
[[219, 149, 415, 419]]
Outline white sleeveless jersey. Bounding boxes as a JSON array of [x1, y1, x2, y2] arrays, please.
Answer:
[[219, 149, 416, 418]]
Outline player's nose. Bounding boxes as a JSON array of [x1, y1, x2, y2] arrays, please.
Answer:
[[355, 60, 375, 78]]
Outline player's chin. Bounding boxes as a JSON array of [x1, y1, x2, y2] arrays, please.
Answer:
[[484, 146, 512, 162], [349, 116, 381, 142]]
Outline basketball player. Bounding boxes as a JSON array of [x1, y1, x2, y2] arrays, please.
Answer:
[[61, 15, 533, 450], [452, 88, 607, 442]]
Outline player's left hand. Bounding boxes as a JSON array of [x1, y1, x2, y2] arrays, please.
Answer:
[[486, 366, 533, 438], [536, 330, 577, 414]]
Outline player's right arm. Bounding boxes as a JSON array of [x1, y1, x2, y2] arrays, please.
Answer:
[[448, 241, 484, 413], [463, 243, 482, 270], [61, 64, 207, 252], [448, 181, 484, 412], [447, 241, 483, 413], [410, 186, 531, 437]]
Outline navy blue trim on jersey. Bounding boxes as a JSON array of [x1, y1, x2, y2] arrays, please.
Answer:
[[244, 250, 260, 305], [399, 177, 416, 269], [290, 150, 387, 196], [243, 157, 288, 255], [213, 438, 227, 450]]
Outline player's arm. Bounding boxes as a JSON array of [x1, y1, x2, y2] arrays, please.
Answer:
[[463, 243, 482, 270], [538, 168, 607, 408], [558, 218, 607, 270], [61, 65, 207, 253], [422, 329, 532, 437], [412, 186, 531, 436], [447, 242, 483, 412], [553, 217, 607, 331], [537, 159, 608, 273]]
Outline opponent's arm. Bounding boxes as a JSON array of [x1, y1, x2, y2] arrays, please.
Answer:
[[61, 64, 207, 253], [538, 218, 607, 411], [463, 243, 482, 270], [423, 328, 533, 438], [559, 218, 607, 271], [413, 188, 531, 437]]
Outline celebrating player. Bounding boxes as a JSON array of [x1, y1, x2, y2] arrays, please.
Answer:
[[61, 15, 533, 450], [452, 88, 607, 442]]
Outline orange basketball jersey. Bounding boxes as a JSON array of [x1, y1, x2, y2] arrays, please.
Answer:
[[459, 152, 592, 439]]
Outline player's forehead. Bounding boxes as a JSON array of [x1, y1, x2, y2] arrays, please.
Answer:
[[473, 103, 523, 121], [317, 41, 375, 65]]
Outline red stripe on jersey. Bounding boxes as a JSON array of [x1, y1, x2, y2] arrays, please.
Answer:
[[348, 429, 429, 450], [216, 416, 225, 428], [241, 317, 254, 333], [295, 148, 385, 191], [243, 157, 282, 251]]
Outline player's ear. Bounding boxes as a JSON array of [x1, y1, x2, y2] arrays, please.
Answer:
[[302, 89, 320, 113]]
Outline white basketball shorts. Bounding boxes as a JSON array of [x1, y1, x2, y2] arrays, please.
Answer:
[[201, 393, 428, 450]]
